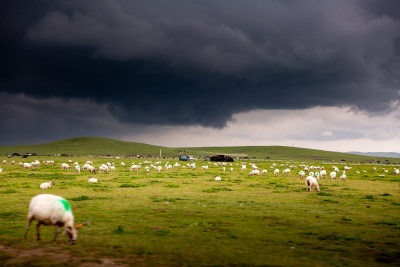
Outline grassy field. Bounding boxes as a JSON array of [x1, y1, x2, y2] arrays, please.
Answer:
[[0, 137, 398, 163], [0, 156, 399, 266]]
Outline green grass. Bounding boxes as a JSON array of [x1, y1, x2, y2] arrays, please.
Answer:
[[0, 156, 399, 266]]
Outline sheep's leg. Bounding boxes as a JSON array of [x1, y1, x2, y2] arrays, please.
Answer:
[[23, 216, 34, 239], [53, 225, 60, 242], [36, 221, 42, 241]]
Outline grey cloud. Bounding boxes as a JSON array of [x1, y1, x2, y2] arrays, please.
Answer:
[[0, 0, 400, 133]]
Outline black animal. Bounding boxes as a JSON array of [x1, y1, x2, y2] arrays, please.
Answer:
[[210, 155, 234, 162]]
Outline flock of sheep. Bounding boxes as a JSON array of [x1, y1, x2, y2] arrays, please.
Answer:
[[1, 158, 399, 245]]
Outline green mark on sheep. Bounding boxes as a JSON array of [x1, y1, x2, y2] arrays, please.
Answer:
[[59, 199, 71, 212]]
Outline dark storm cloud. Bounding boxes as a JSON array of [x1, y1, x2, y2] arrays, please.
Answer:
[[1, 0, 399, 129]]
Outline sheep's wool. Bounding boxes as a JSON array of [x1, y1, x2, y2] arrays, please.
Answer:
[[59, 199, 71, 212]]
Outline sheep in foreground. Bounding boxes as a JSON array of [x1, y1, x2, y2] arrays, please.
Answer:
[[273, 169, 279, 175], [40, 181, 55, 189], [305, 176, 320, 192], [24, 194, 77, 244], [330, 171, 337, 181]]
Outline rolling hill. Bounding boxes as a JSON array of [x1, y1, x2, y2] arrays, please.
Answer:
[[0, 137, 398, 162]]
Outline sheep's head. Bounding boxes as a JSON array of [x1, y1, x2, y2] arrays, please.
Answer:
[[64, 226, 77, 245]]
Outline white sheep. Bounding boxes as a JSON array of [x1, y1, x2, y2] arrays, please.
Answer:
[[2, 160, 6, 164], [261, 170, 268, 175], [130, 165, 139, 172], [61, 163, 71, 170], [305, 176, 320, 192], [202, 165, 209, 170], [88, 177, 98, 183], [215, 176, 221, 181], [248, 170, 260, 176], [299, 171, 305, 179], [320, 170, 327, 178], [99, 164, 109, 173], [11, 160, 15, 165], [340, 172, 347, 182], [273, 169, 279, 175], [23, 194, 77, 244], [329, 171, 337, 181], [75, 165, 81, 174], [23, 163, 33, 169], [40, 181, 55, 189], [87, 166, 96, 174], [394, 168, 399, 176], [157, 166, 163, 172], [282, 169, 290, 175], [120, 162, 125, 167], [230, 167, 233, 172], [241, 165, 246, 171]]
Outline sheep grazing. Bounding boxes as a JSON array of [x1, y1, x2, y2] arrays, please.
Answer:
[[2, 160, 7, 164], [215, 176, 221, 181], [261, 170, 268, 175], [340, 171, 347, 182], [394, 168, 399, 176], [23, 163, 33, 169], [329, 171, 337, 181], [88, 177, 98, 183], [75, 165, 81, 174], [40, 181, 55, 189], [248, 170, 260, 176], [61, 163, 71, 170], [230, 167, 233, 172], [273, 169, 279, 175], [305, 176, 320, 192], [202, 165, 209, 170], [157, 166, 163, 172], [282, 169, 290, 175], [130, 165, 139, 172], [241, 165, 246, 171], [299, 171, 305, 179], [320, 170, 327, 178], [87, 166, 96, 174], [24, 194, 77, 244], [99, 164, 109, 173], [120, 162, 125, 167], [11, 160, 15, 165]]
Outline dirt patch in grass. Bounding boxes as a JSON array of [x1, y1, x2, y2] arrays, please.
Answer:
[[0, 244, 129, 266]]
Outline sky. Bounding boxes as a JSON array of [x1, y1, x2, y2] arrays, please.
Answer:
[[1, 0, 400, 152]]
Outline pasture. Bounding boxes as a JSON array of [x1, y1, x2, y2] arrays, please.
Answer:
[[0, 157, 399, 266]]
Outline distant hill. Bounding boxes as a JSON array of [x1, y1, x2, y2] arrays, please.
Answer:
[[0, 137, 180, 157], [0, 137, 399, 162], [348, 151, 400, 158]]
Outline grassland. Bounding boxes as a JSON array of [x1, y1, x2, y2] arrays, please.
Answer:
[[0, 137, 398, 163], [0, 156, 399, 266]]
